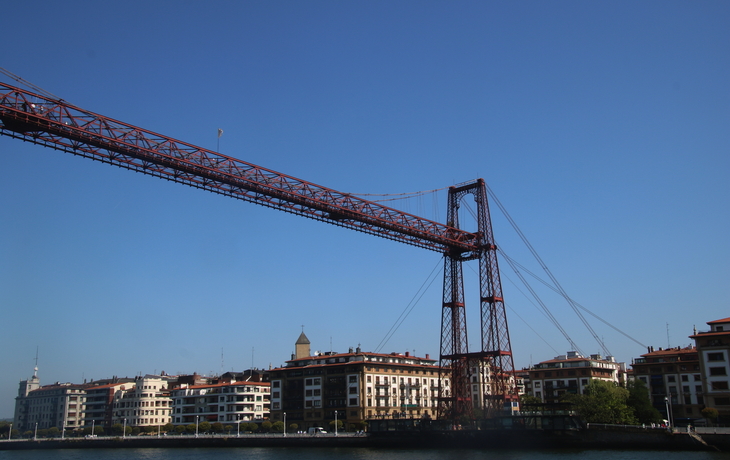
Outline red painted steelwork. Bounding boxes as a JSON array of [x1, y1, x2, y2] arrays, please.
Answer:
[[0, 82, 477, 255]]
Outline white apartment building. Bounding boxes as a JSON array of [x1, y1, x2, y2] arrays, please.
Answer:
[[170, 381, 270, 425], [13, 371, 88, 433], [112, 375, 173, 427], [529, 352, 624, 403]]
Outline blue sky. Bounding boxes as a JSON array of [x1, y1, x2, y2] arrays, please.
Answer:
[[1, 1, 728, 418]]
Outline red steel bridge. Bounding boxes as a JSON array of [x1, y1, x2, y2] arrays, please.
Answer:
[[0, 81, 517, 422]]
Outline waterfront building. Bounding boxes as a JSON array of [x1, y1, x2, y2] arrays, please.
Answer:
[[112, 375, 174, 427], [528, 352, 623, 403], [631, 345, 702, 421], [13, 367, 89, 433], [170, 380, 271, 425], [691, 317, 730, 421], [82, 381, 133, 430], [269, 334, 446, 432]]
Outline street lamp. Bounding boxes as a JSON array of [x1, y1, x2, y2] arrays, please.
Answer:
[[123, 418, 127, 438], [34, 422, 38, 441], [334, 410, 338, 437], [283, 412, 286, 437], [7, 423, 11, 441], [195, 416, 199, 438], [236, 419, 241, 438], [92, 420, 95, 437]]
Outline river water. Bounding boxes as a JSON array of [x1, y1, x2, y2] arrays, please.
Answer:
[[0, 448, 726, 460]]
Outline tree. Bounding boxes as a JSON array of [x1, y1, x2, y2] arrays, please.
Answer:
[[175, 425, 187, 435], [288, 423, 299, 433], [162, 423, 174, 433], [185, 424, 197, 434], [626, 379, 663, 424], [142, 425, 156, 434], [271, 421, 285, 433], [329, 419, 344, 432], [260, 421, 272, 433], [211, 422, 224, 433], [199, 421, 211, 433], [224, 424, 233, 434], [47, 427, 60, 438], [702, 407, 719, 426], [563, 380, 636, 425], [245, 422, 259, 432], [111, 423, 124, 436]]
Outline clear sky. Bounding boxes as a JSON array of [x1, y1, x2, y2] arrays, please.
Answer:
[[1, 1, 728, 418]]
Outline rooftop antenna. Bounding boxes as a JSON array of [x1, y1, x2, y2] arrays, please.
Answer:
[[221, 348, 224, 375], [667, 322, 671, 348]]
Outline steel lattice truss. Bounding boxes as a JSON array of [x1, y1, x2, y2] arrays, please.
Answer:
[[0, 82, 478, 255], [0, 81, 517, 421]]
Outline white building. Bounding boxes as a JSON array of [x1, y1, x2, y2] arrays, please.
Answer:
[[528, 352, 624, 403], [171, 381, 270, 425], [112, 375, 173, 427]]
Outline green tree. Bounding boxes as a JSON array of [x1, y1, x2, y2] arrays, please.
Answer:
[[185, 424, 197, 434], [142, 425, 156, 434], [131, 427, 141, 435], [329, 419, 344, 432], [288, 423, 298, 433], [246, 422, 259, 432], [260, 421, 272, 433], [47, 427, 60, 438], [563, 380, 636, 424], [520, 394, 543, 407], [175, 425, 187, 435], [198, 421, 211, 433], [271, 421, 285, 433], [626, 379, 662, 424], [211, 422, 224, 433], [702, 407, 719, 426], [224, 424, 233, 434], [111, 423, 123, 436]]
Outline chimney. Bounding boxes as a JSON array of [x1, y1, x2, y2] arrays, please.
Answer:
[[405, 351, 410, 357]]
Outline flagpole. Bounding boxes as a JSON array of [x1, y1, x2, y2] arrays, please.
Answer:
[[217, 128, 223, 153]]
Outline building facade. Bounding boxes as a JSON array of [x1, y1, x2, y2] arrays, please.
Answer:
[[528, 352, 623, 403], [691, 317, 730, 421], [269, 338, 446, 431], [13, 376, 88, 433], [112, 375, 173, 427], [170, 380, 270, 425], [631, 346, 702, 421]]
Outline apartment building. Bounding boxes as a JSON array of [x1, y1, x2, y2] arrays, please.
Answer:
[[691, 317, 730, 421], [170, 380, 270, 425], [111, 375, 174, 427], [269, 333, 446, 431], [13, 374, 88, 433], [631, 346, 702, 420], [528, 352, 623, 403]]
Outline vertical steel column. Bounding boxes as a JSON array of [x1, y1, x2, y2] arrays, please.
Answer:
[[438, 184, 472, 424], [438, 179, 517, 424], [474, 179, 517, 416]]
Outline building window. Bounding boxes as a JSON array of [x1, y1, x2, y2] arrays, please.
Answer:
[[667, 376, 676, 383], [714, 397, 730, 406], [349, 376, 357, 383], [349, 398, 357, 405], [681, 375, 689, 382], [708, 353, 725, 362], [711, 381, 729, 390], [710, 367, 728, 376]]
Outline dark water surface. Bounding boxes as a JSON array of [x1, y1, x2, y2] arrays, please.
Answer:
[[0, 448, 726, 460]]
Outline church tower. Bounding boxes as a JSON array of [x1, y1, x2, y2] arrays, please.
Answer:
[[294, 331, 311, 359]]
